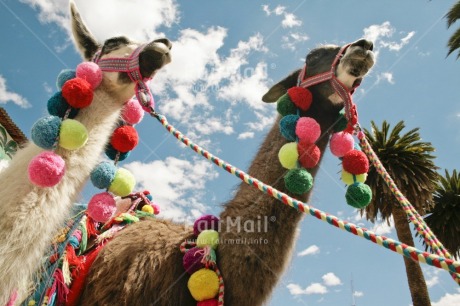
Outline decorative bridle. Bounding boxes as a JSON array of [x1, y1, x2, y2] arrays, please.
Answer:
[[297, 43, 359, 134], [93, 44, 154, 109]]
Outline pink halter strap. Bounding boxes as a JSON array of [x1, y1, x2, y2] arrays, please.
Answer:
[[93, 44, 153, 109], [297, 43, 358, 133]]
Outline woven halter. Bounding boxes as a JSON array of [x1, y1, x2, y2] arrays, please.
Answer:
[[93, 44, 153, 109], [297, 43, 359, 133]]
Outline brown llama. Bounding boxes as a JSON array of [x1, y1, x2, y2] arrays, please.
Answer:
[[79, 39, 374, 305], [0, 1, 171, 303]]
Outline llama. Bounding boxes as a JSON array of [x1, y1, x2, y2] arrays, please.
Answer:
[[79, 39, 374, 305], [0, 1, 171, 303]]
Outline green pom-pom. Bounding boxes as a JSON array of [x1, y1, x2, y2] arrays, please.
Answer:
[[59, 119, 88, 150], [196, 229, 219, 249], [278, 142, 299, 169], [345, 183, 372, 208], [284, 168, 313, 194], [277, 94, 297, 116], [333, 110, 348, 132], [109, 168, 136, 197]]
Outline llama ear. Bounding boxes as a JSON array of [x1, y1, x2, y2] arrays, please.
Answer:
[[262, 69, 301, 102], [70, 0, 100, 60]]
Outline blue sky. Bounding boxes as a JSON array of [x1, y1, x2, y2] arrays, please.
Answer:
[[1, 0, 460, 305]]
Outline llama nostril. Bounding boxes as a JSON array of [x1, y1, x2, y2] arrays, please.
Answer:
[[352, 39, 373, 51]]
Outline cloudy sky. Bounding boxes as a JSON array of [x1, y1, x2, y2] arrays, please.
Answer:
[[1, 0, 460, 305]]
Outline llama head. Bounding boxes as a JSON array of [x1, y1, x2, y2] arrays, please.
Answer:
[[262, 39, 374, 111], [70, 1, 172, 102]]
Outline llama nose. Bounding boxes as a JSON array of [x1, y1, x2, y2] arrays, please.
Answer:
[[352, 39, 374, 51], [153, 38, 172, 50]]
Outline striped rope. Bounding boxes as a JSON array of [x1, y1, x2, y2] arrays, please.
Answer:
[[150, 111, 460, 284], [357, 130, 460, 284]]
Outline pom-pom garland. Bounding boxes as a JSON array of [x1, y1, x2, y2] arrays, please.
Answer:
[[275, 84, 372, 207], [47, 92, 79, 119], [122, 98, 144, 125], [105, 144, 131, 161], [108, 168, 136, 197], [182, 215, 223, 305]]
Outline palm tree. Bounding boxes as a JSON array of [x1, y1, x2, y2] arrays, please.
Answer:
[[446, 1, 460, 58], [423, 170, 460, 258], [362, 121, 438, 306]]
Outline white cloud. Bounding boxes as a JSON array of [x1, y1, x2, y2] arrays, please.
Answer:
[[370, 217, 394, 235], [262, 4, 285, 16], [124, 157, 218, 221], [238, 132, 255, 140], [287, 283, 328, 296], [287, 283, 306, 296], [298, 245, 320, 257], [322, 272, 342, 286], [0, 75, 30, 108], [262, 4, 302, 28], [21, 0, 179, 41], [363, 21, 415, 57], [426, 275, 439, 288], [432, 289, 460, 306], [282, 32, 309, 51], [376, 72, 395, 85], [353, 291, 364, 297]]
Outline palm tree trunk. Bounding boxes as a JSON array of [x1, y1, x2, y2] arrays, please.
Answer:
[[392, 205, 431, 306]]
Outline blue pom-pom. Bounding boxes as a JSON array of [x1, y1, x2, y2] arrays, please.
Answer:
[[31, 116, 61, 149], [279, 114, 299, 141], [56, 69, 76, 89], [47, 91, 79, 119], [146, 194, 153, 201], [90, 161, 117, 189], [105, 143, 130, 161]]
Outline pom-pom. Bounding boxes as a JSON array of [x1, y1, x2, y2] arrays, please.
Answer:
[[183, 246, 216, 274], [152, 203, 161, 215], [59, 119, 88, 150], [47, 91, 79, 119], [188, 269, 219, 301], [295, 117, 321, 143], [196, 230, 219, 249], [28, 151, 65, 187], [90, 161, 117, 189], [287, 87, 312, 111], [105, 143, 130, 161], [333, 110, 348, 132], [198, 299, 218, 306], [76, 62, 102, 89], [56, 69, 76, 89], [276, 94, 297, 116], [110, 125, 139, 153], [345, 183, 372, 208], [279, 115, 299, 141], [87, 192, 116, 223], [297, 140, 321, 168], [278, 142, 299, 169], [146, 194, 153, 201], [342, 150, 369, 174], [141, 205, 154, 214], [108, 168, 136, 197], [31, 116, 61, 150], [284, 168, 313, 195], [62, 78, 93, 109], [121, 98, 145, 125], [194, 215, 220, 236], [341, 170, 367, 185], [330, 132, 354, 157]]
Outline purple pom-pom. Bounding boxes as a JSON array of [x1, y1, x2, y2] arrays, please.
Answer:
[[183, 247, 206, 274], [193, 215, 220, 236], [76, 62, 102, 89], [28, 151, 65, 187]]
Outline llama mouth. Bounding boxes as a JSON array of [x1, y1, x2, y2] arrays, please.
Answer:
[[352, 78, 362, 88]]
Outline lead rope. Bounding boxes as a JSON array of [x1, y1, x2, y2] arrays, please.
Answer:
[[147, 109, 460, 285]]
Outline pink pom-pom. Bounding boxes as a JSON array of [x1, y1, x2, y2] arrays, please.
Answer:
[[28, 151, 66, 187], [296, 117, 321, 143], [121, 99, 144, 125], [330, 132, 355, 157], [87, 192, 116, 223], [76, 62, 102, 89], [152, 203, 161, 215]]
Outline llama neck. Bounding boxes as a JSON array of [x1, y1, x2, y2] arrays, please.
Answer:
[[218, 102, 340, 305]]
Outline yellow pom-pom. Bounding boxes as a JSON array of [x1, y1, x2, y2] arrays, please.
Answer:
[[197, 230, 219, 249], [341, 170, 367, 185], [59, 119, 88, 150], [28, 300, 36, 306], [109, 168, 135, 197], [278, 142, 298, 169], [187, 269, 219, 301], [141, 205, 154, 214]]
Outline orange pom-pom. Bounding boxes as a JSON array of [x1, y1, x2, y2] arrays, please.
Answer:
[[287, 87, 312, 111]]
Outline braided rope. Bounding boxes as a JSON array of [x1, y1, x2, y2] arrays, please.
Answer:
[[150, 111, 460, 283]]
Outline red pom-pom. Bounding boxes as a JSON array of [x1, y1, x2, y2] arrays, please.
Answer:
[[62, 78, 93, 108], [198, 299, 218, 306], [330, 132, 354, 157], [110, 125, 139, 153], [287, 87, 312, 111], [342, 150, 369, 174], [297, 140, 321, 168]]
